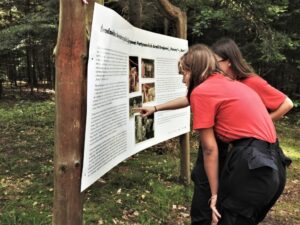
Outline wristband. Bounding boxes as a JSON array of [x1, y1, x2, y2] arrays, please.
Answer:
[[154, 106, 157, 112]]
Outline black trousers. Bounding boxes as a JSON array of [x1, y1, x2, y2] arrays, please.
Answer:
[[191, 138, 290, 225], [191, 139, 229, 225]]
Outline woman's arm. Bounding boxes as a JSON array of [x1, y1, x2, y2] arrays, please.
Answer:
[[198, 127, 221, 223], [270, 97, 294, 121], [137, 96, 189, 117], [198, 128, 219, 196], [242, 76, 293, 121], [155, 96, 189, 111]]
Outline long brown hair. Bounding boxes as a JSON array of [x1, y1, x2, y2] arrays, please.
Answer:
[[179, 44, 218, 98], [211, 38, 254, 80]]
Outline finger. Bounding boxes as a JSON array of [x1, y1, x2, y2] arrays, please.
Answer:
[[212, 213, 219, 223], [211, 207, 221, 218], [142, 112, 151, 117], [132, 108, 141, 113], [212, 211, 219, 223]]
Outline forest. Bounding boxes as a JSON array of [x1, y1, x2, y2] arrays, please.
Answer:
[[0, 0, 299, 225], [0, 0, 299, 99]]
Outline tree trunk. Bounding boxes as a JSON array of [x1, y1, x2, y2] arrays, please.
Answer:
[[50, 48, 55, 90], [157, 0, 190, 185], [163, 18, 169, 35], [129, 0, 142, 27], [53, 0, 88, 224], [45, 47, 53, 90], [26, 46, 33, 93], [0, 80, 2, 99], [157, 0, 187, 39], [34, 46, 43, 91], [7, 55, 17, 88], [31, 46, 38, 92]]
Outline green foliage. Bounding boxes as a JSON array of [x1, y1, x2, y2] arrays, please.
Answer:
[[191, 7, 225, 36], [169, 0, 300, 96], [0, 0, 58, 52], [0, 0, 58, 88], [186, 0, 295, 64], [293, 99, 300, 108], [258, 29, 292, 62], [1, 0, 299, 96]]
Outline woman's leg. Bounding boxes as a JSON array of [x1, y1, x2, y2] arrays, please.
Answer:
[[191, 150, 212, 225], [191, 139, 229, 225]]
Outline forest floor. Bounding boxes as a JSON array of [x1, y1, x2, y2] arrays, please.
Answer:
[[0, 89, 299, 225]]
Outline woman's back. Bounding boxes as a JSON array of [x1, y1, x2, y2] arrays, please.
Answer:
[[241, 74, 286, 111], [190, 73, 277, 143]]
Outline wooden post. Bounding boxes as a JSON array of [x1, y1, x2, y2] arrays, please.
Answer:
[[157, 0, 190, 185], [53, 0, 86, 223], [52, 0, 104, 224], [179, 131, 190, 184]]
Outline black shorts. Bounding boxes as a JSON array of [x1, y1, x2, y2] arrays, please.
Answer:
[[190, 138, 291, 225], [217, 138, 289, 225]]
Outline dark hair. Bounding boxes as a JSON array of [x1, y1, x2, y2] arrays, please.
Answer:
[[179, 44, 218, 98], [211, 38, 254, 80]]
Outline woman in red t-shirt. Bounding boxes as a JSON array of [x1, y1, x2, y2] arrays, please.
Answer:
[[181, 44, 286, 224], [207, 38, 293, 224], [141, 38, 293, 120], [138, 40, 292, 225], [211, 38, 293, 121]]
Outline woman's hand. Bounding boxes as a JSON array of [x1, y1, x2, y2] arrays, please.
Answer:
[[134, 106, 156, 117], [210, 195, 221, 223]]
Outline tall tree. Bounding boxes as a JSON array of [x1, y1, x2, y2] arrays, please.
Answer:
[[129, 0, 142, 27], [0, 0, 58, 92]]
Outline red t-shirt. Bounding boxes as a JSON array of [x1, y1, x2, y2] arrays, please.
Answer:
[[190, 73, 277, 143], [241, 74, 286, 111]]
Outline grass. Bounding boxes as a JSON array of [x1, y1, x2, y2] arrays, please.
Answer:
[[0, 99, 299, 225], [0, 100, 54, 225], [83, 151, 193, 225]]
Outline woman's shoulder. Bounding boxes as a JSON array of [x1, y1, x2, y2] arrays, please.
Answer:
[[192, 73, 227, 95], [241, 73, 267, 85]]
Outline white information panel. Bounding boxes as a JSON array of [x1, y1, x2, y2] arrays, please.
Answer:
[[81, 4, 190, 191]]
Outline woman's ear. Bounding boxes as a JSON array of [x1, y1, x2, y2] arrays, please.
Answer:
[[228, 62, 231, 67]]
